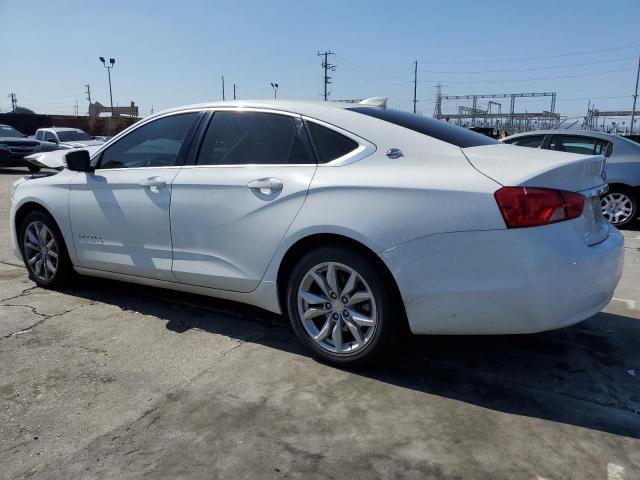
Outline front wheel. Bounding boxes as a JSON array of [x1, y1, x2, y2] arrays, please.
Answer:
[[286, 244, 402, 367], [601, 187, 637, 228], [19, 210, 73, 288]]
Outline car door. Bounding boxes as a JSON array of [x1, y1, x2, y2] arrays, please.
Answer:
[[170, 109, 317, 292], [68, 111, 202, 280]]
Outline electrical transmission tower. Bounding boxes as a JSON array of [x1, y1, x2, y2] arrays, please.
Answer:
[[8, 93, 17, 112], [317, 51, 336, 101]]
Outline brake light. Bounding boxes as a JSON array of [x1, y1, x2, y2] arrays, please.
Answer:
[[494, 186, 584, 228]]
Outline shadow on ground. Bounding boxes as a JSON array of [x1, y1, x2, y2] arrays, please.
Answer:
[[51, 274, 640, 440]]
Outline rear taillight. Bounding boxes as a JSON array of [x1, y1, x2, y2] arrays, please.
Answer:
[[494, 186, 584, 228]]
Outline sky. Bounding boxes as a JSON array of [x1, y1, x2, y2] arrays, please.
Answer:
[[1, 0, 639, 120]]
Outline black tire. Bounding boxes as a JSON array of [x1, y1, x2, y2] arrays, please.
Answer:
[[286, 244, 403, 368], [601, 186, 638, 228], [27, 164, 41, 173], [19, 210, 74, 288]]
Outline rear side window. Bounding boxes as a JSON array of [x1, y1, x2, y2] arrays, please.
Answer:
[[305, 121, 359, 163], [197, 111, 315, 165], [549, 135, 612, 156], [506, 135, 546, 148], [349, 107, 499, 148]]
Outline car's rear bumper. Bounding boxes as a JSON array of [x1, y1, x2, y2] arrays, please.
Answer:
[[381, 222, 624, 335]]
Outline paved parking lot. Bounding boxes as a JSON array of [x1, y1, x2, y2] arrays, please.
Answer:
[[1, 167, 639, 480]]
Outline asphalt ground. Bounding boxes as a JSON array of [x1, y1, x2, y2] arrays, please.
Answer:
[[1, 166, 639, 480]]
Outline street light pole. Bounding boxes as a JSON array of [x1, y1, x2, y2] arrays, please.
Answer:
[[270, 82, 278, 99], [631, 57, 640, 136], [99, 57, 116, 116]]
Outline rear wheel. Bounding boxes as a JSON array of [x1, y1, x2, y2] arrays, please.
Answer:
[[601, 187, 637, 228], [286, 244, 402, 367], [19, 210, 73, 288]]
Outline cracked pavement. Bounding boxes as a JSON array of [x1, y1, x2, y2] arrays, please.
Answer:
[[1, 167, 639, 479]]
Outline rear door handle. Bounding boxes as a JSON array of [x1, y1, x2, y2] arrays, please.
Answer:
[[247, 178, 283, 195], [139, 176, 166, 193]]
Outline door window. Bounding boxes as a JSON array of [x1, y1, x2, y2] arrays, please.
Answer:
[[197, 111, 315, 165], [35, 131, 44, 140], [506, 135, 545, 148], [305, 121, 359, 163], [98, 113, 199, 169], [44, 131, 57, 142], [549, 135, 612, 156]]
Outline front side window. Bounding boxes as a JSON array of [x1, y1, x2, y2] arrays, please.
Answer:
[[99, 113, 199, 169], [35, 131, 44, 140], [197, 111, 315, 165], [506, 135, 545, 148], [305, 121, 359, 163], [549, 135, 611, 156], [44, 131, 57, 142]]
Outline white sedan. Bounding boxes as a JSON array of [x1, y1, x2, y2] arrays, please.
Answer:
[[10, 99, 624, 366]]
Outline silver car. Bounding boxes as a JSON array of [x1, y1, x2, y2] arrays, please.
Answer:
[[503, 130, 640, 227]]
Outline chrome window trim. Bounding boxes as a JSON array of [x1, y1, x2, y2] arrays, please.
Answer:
[[89, 106, 376, 169], [300, 115, 377, 167]]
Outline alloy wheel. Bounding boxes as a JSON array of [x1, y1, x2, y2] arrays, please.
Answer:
[[601, 192, 634, 225], [297, 261, 377, 355], [23, 221, 58, 282]]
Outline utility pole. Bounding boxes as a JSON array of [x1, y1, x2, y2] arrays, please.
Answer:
[[413, 61, 418, 114], [8, 93, 17, 112], [631, 57, 640, 135], [85, 84, 92, 104], [317, 51, 336, 101], [74, 100, 78, 116], [150, 106, 154, 115], [233, 83, 236, 100], [221, 76, 225, 101]]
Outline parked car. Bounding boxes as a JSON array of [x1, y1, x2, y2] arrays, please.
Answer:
[[93, 135, 111, 142], [0, 124, 57, 172], [10, 99, 623, 366], [503, 130, 640, 227], [34, 127, 105, 149]]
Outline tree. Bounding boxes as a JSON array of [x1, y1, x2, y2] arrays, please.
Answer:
[[14, 106, 35, 114]]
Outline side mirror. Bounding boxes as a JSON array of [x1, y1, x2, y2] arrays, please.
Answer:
[[65, 150, 94, 172], [47, 138, 58, 144]]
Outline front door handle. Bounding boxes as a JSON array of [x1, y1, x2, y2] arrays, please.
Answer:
[[139, 176, 166, 193], [247, 178, 283, 195]]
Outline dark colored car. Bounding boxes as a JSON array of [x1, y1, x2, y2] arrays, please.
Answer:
[[0, 124, 57, 172]]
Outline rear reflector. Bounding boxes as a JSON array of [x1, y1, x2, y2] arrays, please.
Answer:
[[494, 186, 585, 228]]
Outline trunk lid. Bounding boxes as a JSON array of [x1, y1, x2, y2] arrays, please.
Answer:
[[463, 144, 609, 245]]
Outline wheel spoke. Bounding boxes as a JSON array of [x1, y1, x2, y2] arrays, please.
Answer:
[[48, 249, 58, 260], [332, 319, 343, 352], [45, 258, 56, 274], [340, 271, 357, 298], [28, 252, 42, 265], [38, 224, 48, 245], [310, 271, 331, 298], [325, 264, 338, 293], [26, 226, 39, 246], [347, 291, 372, 306], [315, 317, 333, 341], [349, 310, 374, 327], [343, 317, 364, 345], [300, 290, 328, 305], [303, 306, 329, 320]]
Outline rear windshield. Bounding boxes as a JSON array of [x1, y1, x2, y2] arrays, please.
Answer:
[[57, 130, 93, 142], [349, 107, 499, 148]]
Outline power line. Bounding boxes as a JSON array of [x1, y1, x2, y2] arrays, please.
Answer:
[[419, 42, 640, 64], [422, 68, 634, 84], [418, 56, 636, 74]]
